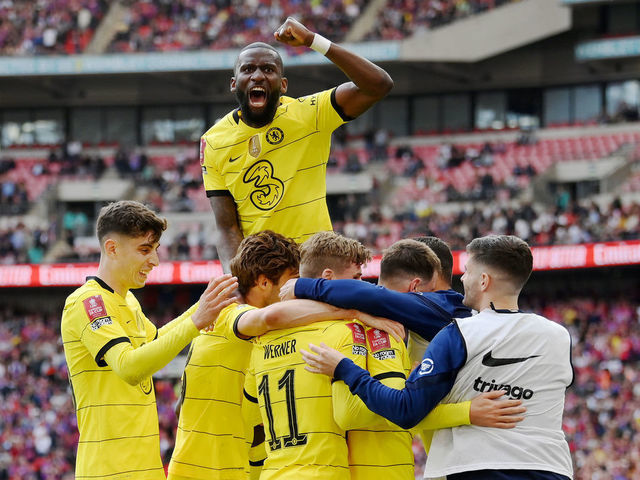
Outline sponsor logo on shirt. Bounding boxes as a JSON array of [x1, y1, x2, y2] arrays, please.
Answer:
[[83, 295, 107, 321], [352, 345, 367, 356], [346, 323, 366, 345], [367, 329, 391, 352], [242, 159, 284, 211], [419, 358, 434, 375], [473, 375, 534, 400], [481, 350, 540, 367], [372, 349, 396, 361], [90, 316, 113, 331]]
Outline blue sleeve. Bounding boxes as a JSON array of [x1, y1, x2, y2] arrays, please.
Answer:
[[333, 322, 466, 429], [295, 278, 449, 340]]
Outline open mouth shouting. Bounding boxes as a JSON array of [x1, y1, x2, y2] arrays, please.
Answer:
[[248, 86, 268, 109]]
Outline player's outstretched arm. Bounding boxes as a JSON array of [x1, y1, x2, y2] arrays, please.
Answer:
[[235, 298, 404, 340], [303, 323, 466, 429], [288, 277, 448, 341], [235, 299, 355, 338], [274, 17, 393, 119], [103, 275, 238, 385], [210, 196, 244, 274], [415, 390, 525, 433]]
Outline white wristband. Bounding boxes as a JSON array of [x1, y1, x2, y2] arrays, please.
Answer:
[[310, 33, 331, 55]]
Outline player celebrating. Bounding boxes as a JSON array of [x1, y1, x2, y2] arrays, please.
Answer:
[[303, 235, 574, 480], [168, 230, 400, 480], [202, 17, 393, 272], [61, 201, 237, 480], [241, 232, 376, 479], [279, 236, 472, 348], [301, 234, 525, 478]]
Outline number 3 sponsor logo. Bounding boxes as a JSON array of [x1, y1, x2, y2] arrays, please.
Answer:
[[243, 159, 285, 211]]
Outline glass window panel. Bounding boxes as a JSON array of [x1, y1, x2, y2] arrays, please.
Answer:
[[33, 109, 64, 145], [174, 106, 205, 142], [378, 97, 408, 136], [71, 108, 102, 144], [606, 80, 640, 117], [105, 107, 137, 145], [573, 85, 602, 123], [543, 88, 571, 126], [475, 92, 506, 129], [2, 110, 31, 147], [413, 96, 438, 134], [442, 94, 470, 131], [142, 107, 173, 144]]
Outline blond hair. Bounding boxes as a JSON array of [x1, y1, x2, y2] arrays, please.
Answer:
[[300, 231, 371, 278]]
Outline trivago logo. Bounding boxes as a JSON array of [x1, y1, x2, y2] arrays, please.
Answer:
[[473, 376, 534, 400]]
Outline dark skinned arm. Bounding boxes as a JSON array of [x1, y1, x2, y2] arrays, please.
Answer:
[[209, 195, 244, 274], [274, 17, 393, 119]]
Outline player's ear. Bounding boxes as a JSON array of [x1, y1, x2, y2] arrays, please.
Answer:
[[230, 76, 236, 93], [280, 76, 288, 94], [480, 272, 491, 292], [408, 277, 422, 293], [256, 274, 272, 290], [103, 238, 117, 258], [321, 268, 334, 280]]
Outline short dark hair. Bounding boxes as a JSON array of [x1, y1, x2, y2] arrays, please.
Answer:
[[230, 230, 300, 296], [300, 231, 371, 278], [413, 236, 453, 285], [466, 235, 533, 291], [235, 42, 284, 74], [96, 201, 167, 246], [380, 239, 441, 284]]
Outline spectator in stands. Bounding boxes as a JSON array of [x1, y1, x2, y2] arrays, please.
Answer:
[[0, 294, 638, 479]]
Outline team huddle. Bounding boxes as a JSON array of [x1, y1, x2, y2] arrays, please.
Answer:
[[61, 208, 572, 480], [60, 17, 573, 480]]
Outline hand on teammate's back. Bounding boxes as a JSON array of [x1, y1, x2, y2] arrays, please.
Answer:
[[191, 274, 240, 331], [279, 278, 298, 301], [274, 17, 314, 48], [469, 390, 526, 429], [355, 310, 405, 342], [301, 342, 346, 377]]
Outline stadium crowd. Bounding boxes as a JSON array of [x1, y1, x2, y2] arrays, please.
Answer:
[[334, 197, 640, 253], [1, 292, 638, 479], [0, 0, 107, 56], [109, 0, 367, 53], [0, 0, 525, 57], [364, 0, 522, 41]]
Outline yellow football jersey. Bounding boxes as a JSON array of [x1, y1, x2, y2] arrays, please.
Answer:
[[61, 277, 164, 480], [244, 320, 368, 479], [168, 303, 260, 480], [347, 328, 414, 480], [201, 88, 349, 242]]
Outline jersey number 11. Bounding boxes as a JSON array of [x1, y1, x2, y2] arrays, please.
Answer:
[[258, 369, 309, 451]]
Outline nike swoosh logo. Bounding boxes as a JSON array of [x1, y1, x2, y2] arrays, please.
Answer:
[[229, 155, 242, 163], [482, 350, 540, 367]]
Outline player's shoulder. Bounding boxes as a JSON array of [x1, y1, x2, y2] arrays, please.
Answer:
[[211, 302, 255, 332], [287, 88, 335, 108], [64, 279, 111, 311], [202, 110, 240, 139]]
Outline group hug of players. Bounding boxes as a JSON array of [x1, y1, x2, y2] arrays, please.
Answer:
[[62, 200, 573, 480]]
